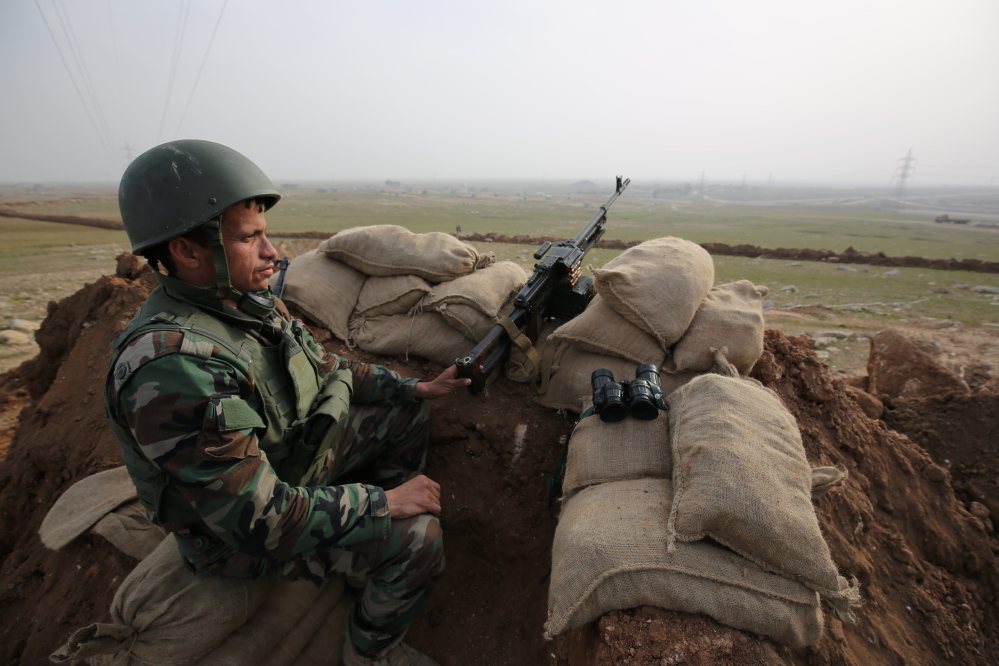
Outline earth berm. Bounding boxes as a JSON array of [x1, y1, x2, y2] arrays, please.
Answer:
[[0, 259, 995, 665]]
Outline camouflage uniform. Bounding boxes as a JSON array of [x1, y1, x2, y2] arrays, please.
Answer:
[[105, 276, 444, 657]]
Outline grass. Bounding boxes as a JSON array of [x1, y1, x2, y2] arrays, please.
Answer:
[[471, 241, 999, 327], [10, 185, 999, 262], [3, 184, 998, 374]]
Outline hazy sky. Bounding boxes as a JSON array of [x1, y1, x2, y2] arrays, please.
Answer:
[[1, 0, 997, 185]]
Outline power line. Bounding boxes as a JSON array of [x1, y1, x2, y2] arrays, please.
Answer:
[[52, 0, 115, 152], [174, 0, 230, 138], [33, 0, 113, 157], [157, 0, 192, 142]]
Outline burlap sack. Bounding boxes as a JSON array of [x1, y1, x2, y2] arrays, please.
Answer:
[[546, 478, 824, 648], [669, 280, 768, 375], [593, 237, 714, 348], [280, 250, 366, 342], [537, 344, 643, 412], [91, 499, 167, 560], [355, 275, 433, 317], [419, 262, 526, 339], [562, 415, 671, 500], [39, 466, 139, 552], [537, 342, 689, 414], [197, 575, 351, 665], [549, 295, 663, 364], [319, 225, 494, 282], [665, 373, 861, 619], [51, 535, 350, 665], [422, 261, 526, 315], [349, 311, 473, 367]]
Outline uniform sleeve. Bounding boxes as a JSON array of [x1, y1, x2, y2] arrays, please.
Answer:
[[340, 357, 421, 404], [296, 316, 420, 404], [117, 353, 392, 560]]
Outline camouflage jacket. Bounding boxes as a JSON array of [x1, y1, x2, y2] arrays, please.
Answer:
[[105, 276, 420, 572]]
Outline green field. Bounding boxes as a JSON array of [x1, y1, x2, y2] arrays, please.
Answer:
[[2, 183, 998, 374], [7, 182, 999, 261]]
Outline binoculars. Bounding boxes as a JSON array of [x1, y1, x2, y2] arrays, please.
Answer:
[[591, 363, 665, 422]]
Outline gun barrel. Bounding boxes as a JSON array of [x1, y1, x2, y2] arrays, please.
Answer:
[[571, 176, 630, 246]]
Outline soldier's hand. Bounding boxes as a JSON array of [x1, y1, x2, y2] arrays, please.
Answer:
[[414, 364, 471, 400], [385, 474, 442, 518]]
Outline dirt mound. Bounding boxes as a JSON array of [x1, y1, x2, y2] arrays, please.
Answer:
[[0, 265, 996, 665], [883, 389, 999, 533], [867, 329, 971, 400]]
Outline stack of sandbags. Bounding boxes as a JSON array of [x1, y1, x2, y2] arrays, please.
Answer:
[[280, 225, 537, 371], [546, 478, 825, 648], [537, 238, 770, 412], [545, 353, 858, 648], [277, 249, 366, 343], [349, 260, 525, 369], [538, 237, 715, 412]]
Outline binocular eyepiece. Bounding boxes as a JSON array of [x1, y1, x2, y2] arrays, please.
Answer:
[[591, 363, 664, 422]]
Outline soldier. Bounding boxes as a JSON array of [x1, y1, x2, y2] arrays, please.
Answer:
[[106, 139, 467, 665]]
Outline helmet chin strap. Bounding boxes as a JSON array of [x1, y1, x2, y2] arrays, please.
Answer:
[[202, 217, 276, 319]]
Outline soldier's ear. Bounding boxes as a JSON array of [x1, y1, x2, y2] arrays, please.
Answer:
[[168, 236, 214, 285], [168, 236, 204, 267]]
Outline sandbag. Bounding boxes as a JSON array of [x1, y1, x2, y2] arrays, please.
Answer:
[[546, 478, 824, 648], [197, 574, 351, 665], [91, 499, 167, 560], [548, 294, 663, 364], [537, 344, 644, 413], [669, 280, 768, 375], [422, 262, 526, 317], [280, 250, 366, 342], [319, 225, 494, 282], [537, 342, 687, 414], [593, 237, 714, 348], [39, 466, 139, 552], [349, 311, 473, 367], [354, 274, 433, 318], [51, 535, 350, 665], [562, 414, 671, 500], [665, 373, 861, 618]]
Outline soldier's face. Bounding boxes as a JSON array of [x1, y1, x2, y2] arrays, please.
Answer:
[[221, 201, 278, 293]]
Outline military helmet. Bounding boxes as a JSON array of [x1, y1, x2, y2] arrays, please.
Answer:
[[118, 139, 280, 254]]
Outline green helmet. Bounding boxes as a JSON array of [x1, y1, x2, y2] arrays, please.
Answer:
[[119, 139, 280, 254]]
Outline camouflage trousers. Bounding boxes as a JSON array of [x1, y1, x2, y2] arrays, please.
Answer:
[[207, 398, 444, 657], [286, 398, 445, 657]]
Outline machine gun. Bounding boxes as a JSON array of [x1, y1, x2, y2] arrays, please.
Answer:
[[455, 176, 630, 393]]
